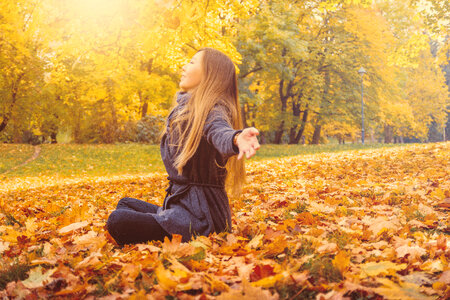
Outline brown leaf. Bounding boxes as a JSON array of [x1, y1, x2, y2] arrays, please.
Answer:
[[250, 264, 275, 282], [437, 270, 450, 284], [216, 279, 278, 300]]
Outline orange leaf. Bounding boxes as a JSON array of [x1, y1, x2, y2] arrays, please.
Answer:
[[332, 251, 350, 274]]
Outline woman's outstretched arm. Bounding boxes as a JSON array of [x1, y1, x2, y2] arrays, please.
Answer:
[[203, 107, 260, 159]]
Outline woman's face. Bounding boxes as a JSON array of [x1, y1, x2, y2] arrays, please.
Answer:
[[179, 51, 204, 92]]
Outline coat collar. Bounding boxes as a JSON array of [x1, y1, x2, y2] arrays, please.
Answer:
[[176, 91, 191, 105]]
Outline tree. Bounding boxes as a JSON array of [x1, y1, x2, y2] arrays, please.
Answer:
[[0, 0, 46, 141]]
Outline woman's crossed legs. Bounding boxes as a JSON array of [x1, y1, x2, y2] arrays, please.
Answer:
[[106, 197, 170, 246]]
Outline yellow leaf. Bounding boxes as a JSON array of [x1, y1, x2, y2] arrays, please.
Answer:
[[128, 289, 148, 300], [395, 245, 426, 260], [217, 279, 277, 300], [58, 221, 89, 234], [317, 242, 338, 253], [22, 266, 56, 289], [369, 217, 399, 236], [430, 188, 445, 200], [251, 273, 284, 288], [247, 234, 264, 249], [374, 278, 436, 300], [25, 218, 37, 233], [204, 274, 229, 293], [360, 261, 407, 278], [73, 230, 97, 245], [333, 251, 350, 274], [75, 252, 102, 270], [155, 265, 177, 291], [2, 226, 21, 242], [420, 260, 444, 273]]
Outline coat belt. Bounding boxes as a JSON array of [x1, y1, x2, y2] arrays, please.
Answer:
[[162, 176, 225, 210]]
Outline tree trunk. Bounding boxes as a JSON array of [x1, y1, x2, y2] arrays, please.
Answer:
[[289, 96, 301, 144], [384, 125, 393, 143], [288, 125, 298, 144], [105, 78, 118, 143], [108, 97, 118, 143], [50, 132, 57, 144], [311, 124, 322, 144], [293, 108, 308, 144], [259, 132, 266, 144], [141, 102, 148, 118], [0, 97, 15, 132], [138, 90, 148, 118], [73, 106, 82, 143], [274, 120, 285, 144], [241, 104, 248, 128], [275, 78, 289, 144], [0, 74, 23, 133]]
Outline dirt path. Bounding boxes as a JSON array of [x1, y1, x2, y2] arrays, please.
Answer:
[[1, 145, 41, 176]]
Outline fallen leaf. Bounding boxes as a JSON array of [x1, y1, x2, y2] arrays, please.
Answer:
[[333, 251, 350, 274], [374, 278, 436, 300], [58, 221, 89, 234], [250, 264, 275, 282], [318, 242, 338, 253], [21, 266, 56, 289], [360, 261, 407, 278], [217, 279, 278, 300], [247, 234, 264, 249], [0, 241, 9, 254], [437, 270, 450, 284], [396, 245, 426, 260]]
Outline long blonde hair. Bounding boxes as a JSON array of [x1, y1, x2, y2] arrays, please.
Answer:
[[164, 47, 245, 197]]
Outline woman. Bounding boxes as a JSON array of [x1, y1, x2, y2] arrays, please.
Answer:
[[106, 48, 260, 245]]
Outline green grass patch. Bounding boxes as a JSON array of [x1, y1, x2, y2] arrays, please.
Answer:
[[1, 142, 412, 179], [301, 255, 343, 283], [0, 262, 32, 290], [2, 143, 163, 178], [252, 143, 409, 161], [0, 144, 35, 173]]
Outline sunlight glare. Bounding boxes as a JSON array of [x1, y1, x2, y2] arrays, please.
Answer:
[[72, 0, 123, 21]]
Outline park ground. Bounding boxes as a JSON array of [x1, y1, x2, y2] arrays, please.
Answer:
[[0, 142, 449, 299]]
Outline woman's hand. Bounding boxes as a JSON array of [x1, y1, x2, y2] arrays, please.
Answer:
[[236, 127, 261, 160]]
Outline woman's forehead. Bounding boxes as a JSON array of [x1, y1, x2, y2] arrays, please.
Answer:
[[192, 51, 204, 61]]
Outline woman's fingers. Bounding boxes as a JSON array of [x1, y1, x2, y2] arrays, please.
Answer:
[[237, 127, 260, 160], [237, 148, 255, 160], [246, 147, 256, 159], [249, 127, 259, 136], [243, 127, 259, 138], [238, 150, 244, 160]]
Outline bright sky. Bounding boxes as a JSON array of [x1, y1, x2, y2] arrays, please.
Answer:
[[68, 0, 123, 21]]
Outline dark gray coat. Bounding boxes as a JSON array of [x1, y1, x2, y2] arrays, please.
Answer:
[[153, 92, 241, 242]]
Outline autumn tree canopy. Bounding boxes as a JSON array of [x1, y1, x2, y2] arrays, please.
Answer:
[[0, 0, 448, 144]]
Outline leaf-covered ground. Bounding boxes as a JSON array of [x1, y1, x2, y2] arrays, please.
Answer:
[[0, 142, 449, 299]]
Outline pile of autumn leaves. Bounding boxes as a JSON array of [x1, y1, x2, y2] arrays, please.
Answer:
[[0, 143, 449, 299]]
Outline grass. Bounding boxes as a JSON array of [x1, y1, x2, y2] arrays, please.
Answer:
[[253, 143, 408, 160], [0, 144, 35, 173], [1, 142, 411, 180], [0, 262, 32, 290], [1, 143, 162, 178]]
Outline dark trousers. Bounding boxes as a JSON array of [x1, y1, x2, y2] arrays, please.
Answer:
[[106, 197, 170, 246]]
